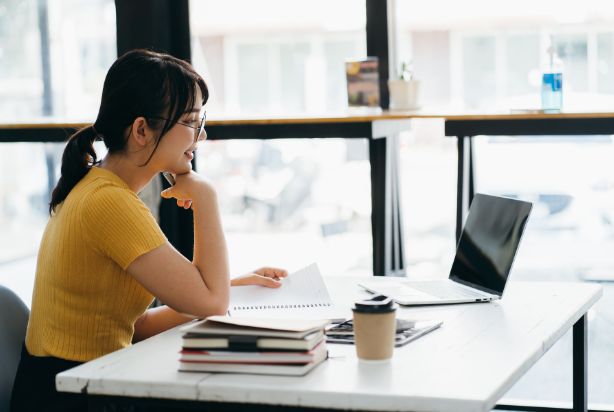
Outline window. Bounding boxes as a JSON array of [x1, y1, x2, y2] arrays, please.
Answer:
[[190, 0, 370, 276], [597, 32, 614, 94], [461, 35, 496, 108], [0, 0, 115, 121], [190, 0, 366, 114], [0, 0, 116, 305], [395, 1, 614, 406], [474, 135, 614, 403], [0, 143, 61, 306]]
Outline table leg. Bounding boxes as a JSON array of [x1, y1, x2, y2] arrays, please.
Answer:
[[573, 314, 588, 412], [455, 135, 463, 242], [369, 135, 405, 277], [456, 135, 475, 242]]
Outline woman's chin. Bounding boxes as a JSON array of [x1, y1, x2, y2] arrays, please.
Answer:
[[166, 164, 191, 175]]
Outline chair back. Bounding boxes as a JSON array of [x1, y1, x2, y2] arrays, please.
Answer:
[[0, 286, 29, 412]]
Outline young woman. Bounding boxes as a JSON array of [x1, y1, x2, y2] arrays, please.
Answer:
[[10, 49, 287, 412]]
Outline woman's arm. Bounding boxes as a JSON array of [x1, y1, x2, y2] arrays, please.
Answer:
[[132, 267, 290, 341], [132, 306, 193, 343], [127, 172, 230, 318]]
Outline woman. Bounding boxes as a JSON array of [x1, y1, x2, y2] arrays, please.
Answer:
[[10, 49, 286, 411]]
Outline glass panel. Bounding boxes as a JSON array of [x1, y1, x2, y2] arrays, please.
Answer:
[[0, 0, 116, 122], [0, 0, 42, 120], [0, 0, 115, 306], [462, 35, 496, 108], [0, 142, 63, 306], [475, 136, 614, 405], [237, 43, 270, 112], [189, 0, 367, 114], [279, 43, 310, 112], [505, 33, 540, 97], [190, 0, 370, 276], [597, 32, 614, 94], [395, 1, 614, 407], [394, 1, 614, 110], [196, 139, 372, 277], [399, 122, 457, 278]]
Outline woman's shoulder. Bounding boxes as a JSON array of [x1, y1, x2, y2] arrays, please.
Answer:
[[81, 184, 144, 211], [80, 167, 129, 190], [75, 173, 145, 218], [77, 168, 136, 200]]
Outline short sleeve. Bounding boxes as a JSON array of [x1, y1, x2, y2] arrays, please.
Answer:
[[81, 186, 168, 270]]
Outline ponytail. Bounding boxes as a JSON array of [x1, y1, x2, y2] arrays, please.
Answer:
[[49, 125, 99, 214]]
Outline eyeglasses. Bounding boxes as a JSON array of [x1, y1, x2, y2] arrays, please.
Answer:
[[176, 110, 206, 142], [150, 109, 206, 142]]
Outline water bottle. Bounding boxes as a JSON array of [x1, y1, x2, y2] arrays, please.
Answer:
[[541, 39, 563, 112]]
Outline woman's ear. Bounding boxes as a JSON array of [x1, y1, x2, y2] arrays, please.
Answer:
[[131, 117, 153, 147]]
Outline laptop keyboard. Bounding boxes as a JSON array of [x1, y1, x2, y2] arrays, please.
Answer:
[[404, 281, 486, 300]]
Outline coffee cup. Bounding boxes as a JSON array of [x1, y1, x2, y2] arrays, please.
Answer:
[[352, 294, 397, 361]]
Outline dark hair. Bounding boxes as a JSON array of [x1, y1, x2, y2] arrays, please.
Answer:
[[49, 49, 208, 214]]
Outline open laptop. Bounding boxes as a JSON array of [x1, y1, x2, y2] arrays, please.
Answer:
[[359, 193, 532, 305]]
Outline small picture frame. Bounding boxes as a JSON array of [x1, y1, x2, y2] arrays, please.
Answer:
[[345, 58, 380, 108]]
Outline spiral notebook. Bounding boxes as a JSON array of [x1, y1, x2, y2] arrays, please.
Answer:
[[228, 263, 348, 322]]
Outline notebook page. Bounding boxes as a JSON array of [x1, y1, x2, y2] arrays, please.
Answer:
[[228, 263, 347, 321]]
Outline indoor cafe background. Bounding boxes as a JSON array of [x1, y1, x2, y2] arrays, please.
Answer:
[[2, 0, 614, 406]]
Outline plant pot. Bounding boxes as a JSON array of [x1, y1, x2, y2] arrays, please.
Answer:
[[388, 79, 420, 110]]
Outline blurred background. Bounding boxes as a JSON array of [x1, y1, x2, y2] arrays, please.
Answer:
[[2, 0, 614, 406]]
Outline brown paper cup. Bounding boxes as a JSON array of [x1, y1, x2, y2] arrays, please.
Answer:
[[353, 310, 396, 361]]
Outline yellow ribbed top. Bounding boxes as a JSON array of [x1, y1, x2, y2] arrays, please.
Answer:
[[26, 167, 167, 362]]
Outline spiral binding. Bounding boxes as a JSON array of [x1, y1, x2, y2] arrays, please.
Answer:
[[232, 302, 331, 310]]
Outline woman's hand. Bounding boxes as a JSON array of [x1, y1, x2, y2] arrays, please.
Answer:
[[231, 267, 288, 288], [160, 171, 215, 210]]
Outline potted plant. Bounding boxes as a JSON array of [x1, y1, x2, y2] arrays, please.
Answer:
[[388, 61, 420, 110]]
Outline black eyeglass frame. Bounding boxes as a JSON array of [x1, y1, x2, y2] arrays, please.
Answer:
[[149, 109, 206, 142]]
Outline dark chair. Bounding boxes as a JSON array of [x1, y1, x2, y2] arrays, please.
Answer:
[[0, 286, 29, 412]]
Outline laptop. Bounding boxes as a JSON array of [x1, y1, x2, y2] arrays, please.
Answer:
[[359, 193, 532, 305]]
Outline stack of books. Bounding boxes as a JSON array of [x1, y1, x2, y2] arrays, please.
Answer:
[[179, 316, 329, 376]]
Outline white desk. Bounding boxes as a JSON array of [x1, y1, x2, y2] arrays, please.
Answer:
[[57, 278, 602, 412]]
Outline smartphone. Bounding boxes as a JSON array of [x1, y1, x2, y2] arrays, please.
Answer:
[[162, 172, 175, 186]]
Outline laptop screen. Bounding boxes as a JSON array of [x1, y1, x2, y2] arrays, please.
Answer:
[[450, 193, 532, 296]]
